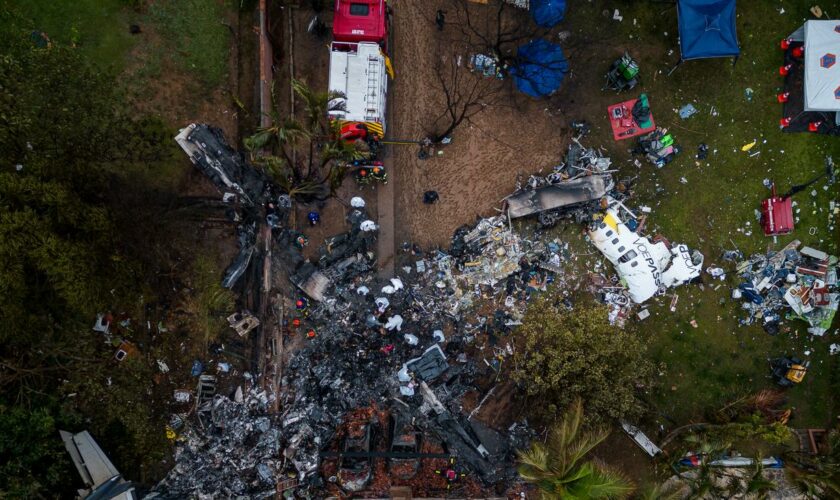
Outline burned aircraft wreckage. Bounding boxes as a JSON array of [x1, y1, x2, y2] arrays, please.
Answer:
[[161, 124, 702, 496], [505, 140, 616, 226]]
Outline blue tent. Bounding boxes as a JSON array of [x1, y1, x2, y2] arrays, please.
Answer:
[[512, 39, 569, 98], [530, 0, 566, 28], [677, 0, 740, 60]]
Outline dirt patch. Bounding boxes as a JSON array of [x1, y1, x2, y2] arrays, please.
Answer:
[[387, 2, 671, 251], [593, 432, 659, 487], [389, 0, 567, 250]]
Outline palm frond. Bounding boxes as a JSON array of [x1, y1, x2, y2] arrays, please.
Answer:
[[636, 482, 683, 500], [517, 443, 551, 480], [518, 399, 631, 499], [564, 462, 634, 499], [565, 428, 610, 467]]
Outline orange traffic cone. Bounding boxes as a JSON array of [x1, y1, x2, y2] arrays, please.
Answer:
[[779, 64, 793, 76], [792, 46, 804, 58], [780, 39, 791, 50], [779, 117, 792, 129], [777, 92, 790, 103], [808, 121, 822, 132]]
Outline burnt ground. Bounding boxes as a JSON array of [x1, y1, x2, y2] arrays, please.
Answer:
[[263, 0, 662, 492]]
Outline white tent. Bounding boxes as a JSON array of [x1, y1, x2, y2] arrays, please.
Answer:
[[789, 20, 840, 112]]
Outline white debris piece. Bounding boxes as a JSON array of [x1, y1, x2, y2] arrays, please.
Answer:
[[389, 277, 404, 291], [360, 220, 378, 232], [399, 385, 415, 396], [385, 315, 404, 331], [706, 266, 726, 279], [588, 202, 703, 304], [397, 365, 411, 382], [350, 196, 366, 208], [173, 390, 191, 403]]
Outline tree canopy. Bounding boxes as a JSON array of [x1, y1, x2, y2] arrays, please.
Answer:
[[511, 298, 655, 424], [0, 8, 173, 496]]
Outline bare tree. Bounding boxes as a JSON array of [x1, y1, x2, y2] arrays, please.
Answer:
[[419, 1, 566, 143], [426, 54, 503, 143], [448, 0, 548, 67]]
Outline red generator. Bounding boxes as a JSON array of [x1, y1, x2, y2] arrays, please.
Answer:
[[761, 184, 794, 236], [332, 0, 389, 47]]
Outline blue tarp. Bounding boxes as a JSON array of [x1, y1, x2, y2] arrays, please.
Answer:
[[530, 0, 566, 28], [512, 39, 569, 98], [677, 0, 740, 60]]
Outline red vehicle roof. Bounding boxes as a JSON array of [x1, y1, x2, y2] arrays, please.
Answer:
[[333, 0, 387, 45], [761, 196, 794, 236]]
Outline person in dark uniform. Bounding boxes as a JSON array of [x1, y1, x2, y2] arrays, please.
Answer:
[[435, 10, 446, 31]]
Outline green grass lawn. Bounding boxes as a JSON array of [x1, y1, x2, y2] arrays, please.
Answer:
[[11, 0, 230, 86], [11, 0, 135, 72], [149, 0, 231, 86], [559, 0, 840, 427]]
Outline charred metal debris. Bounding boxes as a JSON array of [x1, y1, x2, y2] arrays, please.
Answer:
[[161, 125, 703, 496]]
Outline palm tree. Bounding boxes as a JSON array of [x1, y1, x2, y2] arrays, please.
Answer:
[[784, 451, 840, 499], [244, 79, 358, 199], [743, 455, 778, 499], [291, 78, 346, 136], [291, 79, 354, 178], [517, 399, 634, 499], [244, 115, 309, 154]]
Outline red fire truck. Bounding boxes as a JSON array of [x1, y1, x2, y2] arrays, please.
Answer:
[[332, 0, 388, 48], [328, 0, 391, 139]]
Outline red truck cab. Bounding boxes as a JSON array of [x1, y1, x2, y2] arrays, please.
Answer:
[[333, 0, 388, 48]]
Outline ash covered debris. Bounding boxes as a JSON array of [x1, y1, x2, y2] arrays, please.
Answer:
[[275, 207, 556, 487], [149, 388, 279, 499], [175, 123, 287, 289], [288, 201, 379, 302], [160, 126, 632, 496], [150, 201, 559, 495], [175, 123, 268, 207]]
